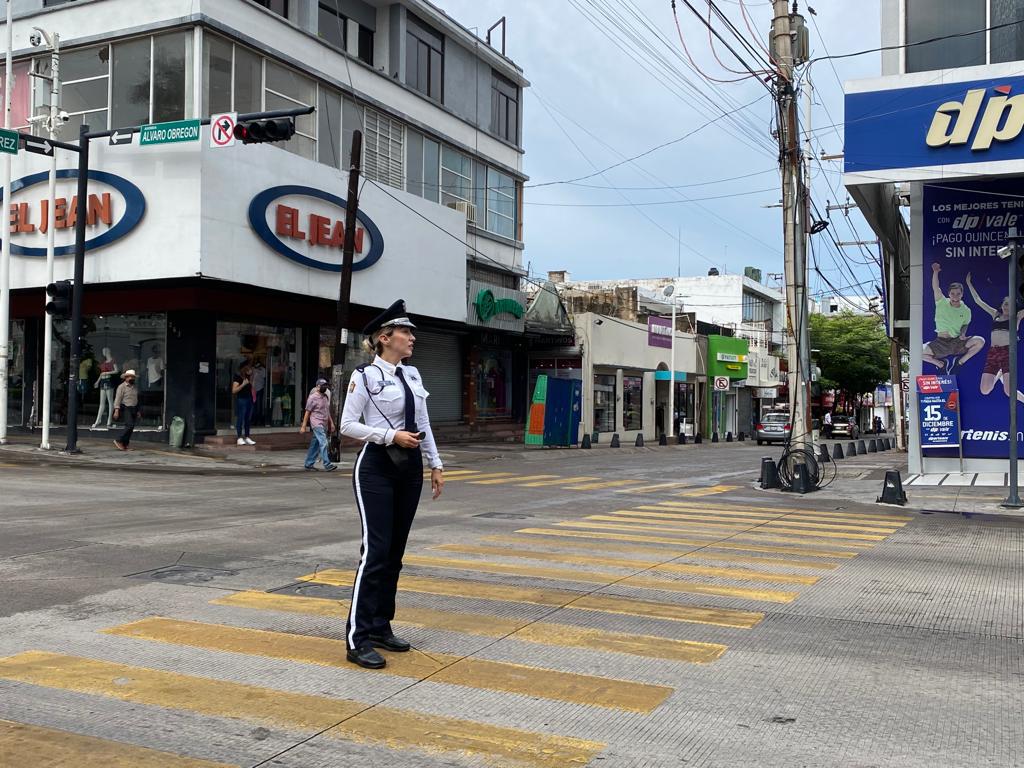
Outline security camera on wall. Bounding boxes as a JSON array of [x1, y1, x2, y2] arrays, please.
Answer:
[[58, 111, 70, 123], [28, 32, 43, 47]]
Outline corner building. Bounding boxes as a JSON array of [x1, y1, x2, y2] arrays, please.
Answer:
[[5, 0, 529, 445]]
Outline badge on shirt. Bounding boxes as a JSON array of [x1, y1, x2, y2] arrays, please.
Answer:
[[349, 380, 357, 393]]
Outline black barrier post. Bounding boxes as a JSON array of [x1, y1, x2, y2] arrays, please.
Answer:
[[658, 433, 667, 446], [610, 433, 620, 448], [581, 433, 592, 449], [848, 441, 858, 456], [833, 442, 844, 459], [877, 469, 908, 505], [760, 457, 779, 489], [677, 433, 686, 445], [635, 434, 645, 447], [819, 443, 831, 463]]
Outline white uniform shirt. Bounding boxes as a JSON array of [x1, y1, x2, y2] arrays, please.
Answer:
[[340, 356, 443, 470]]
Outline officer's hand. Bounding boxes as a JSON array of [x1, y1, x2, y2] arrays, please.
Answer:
[[394, 430, 421, 448], [431, 468, 444, 500]]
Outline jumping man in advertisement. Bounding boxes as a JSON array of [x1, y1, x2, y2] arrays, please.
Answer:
[[965, 272, 1024, 403], [922, 263, 985, 374]]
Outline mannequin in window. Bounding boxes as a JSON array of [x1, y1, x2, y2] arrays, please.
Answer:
[[92, 347, 118, 428], [147, 344, 164, 389], [251, 358, 267, 424]]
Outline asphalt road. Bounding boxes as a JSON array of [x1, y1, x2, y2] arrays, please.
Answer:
[[0, 443, 1021, 767]]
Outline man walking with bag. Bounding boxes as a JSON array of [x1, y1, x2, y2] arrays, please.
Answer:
[[300, 378, 337, 471]]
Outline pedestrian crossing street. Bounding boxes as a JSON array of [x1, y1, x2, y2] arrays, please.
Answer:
[[0, 496, 914, 766], [427, 468, 741, 496]]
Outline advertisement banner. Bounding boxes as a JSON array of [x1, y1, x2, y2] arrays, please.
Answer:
[[916, 375, 961, 449], [922, 180, 1022, 458], [647, 316, 672, 349]]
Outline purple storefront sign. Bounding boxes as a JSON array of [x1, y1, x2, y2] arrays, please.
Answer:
[[648, 316, 672, 348]]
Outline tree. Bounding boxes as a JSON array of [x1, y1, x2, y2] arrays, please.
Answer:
[[809, 312, 890, 410]]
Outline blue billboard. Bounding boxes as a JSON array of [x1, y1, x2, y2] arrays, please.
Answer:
[[846, 75, 1024, 174], [921, 179, 1023, 459]]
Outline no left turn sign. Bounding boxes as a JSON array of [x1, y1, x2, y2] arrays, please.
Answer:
[[210, 112, 237, 147]]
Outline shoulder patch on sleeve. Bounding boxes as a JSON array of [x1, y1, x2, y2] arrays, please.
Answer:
[[349, 380, 357, 393]]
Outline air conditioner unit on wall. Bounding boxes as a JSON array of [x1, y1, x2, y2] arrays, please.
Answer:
[[446, 200, 477, 223]]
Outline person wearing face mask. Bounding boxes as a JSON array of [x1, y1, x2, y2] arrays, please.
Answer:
[[340, 299, 444, 669], [300, 377, 337, 472]]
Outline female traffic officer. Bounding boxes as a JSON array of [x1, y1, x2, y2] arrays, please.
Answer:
[[339, 299, 444, 669]]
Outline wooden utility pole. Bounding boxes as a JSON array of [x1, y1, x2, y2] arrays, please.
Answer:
[[772, 0, 812, 449], [329, 130, 363, 463]]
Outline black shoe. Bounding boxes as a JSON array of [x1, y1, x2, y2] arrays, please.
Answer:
[[304, 465, 319, 471], [369, 632, 411, 652], [346, 644, 386, 669], [324, 464, 338, 472]]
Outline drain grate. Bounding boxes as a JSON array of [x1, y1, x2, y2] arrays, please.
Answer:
[[269, 581, 349, 599], [127, 564, 239, 585]]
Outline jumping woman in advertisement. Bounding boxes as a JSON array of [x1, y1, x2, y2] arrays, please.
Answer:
[[966, 272, 1024, 403]]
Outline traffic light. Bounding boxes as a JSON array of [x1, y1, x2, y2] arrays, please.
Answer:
[[45, 280, 73, 319], [233, 118, 296, 144]]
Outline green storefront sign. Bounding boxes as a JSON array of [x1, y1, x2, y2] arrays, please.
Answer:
[[475, 288, 524, 323], [705, 335, 750, 437]]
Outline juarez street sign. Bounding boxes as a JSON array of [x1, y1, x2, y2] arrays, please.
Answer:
[[475, 288, 524, 323], [140, 119, 201, 146], [0, 127, 19, 155]]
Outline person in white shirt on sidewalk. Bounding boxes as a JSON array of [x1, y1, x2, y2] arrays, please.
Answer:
[[339, 299, 443, 669]]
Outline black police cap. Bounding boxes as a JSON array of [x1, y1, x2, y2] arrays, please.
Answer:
[[362, 299, 417, 336]]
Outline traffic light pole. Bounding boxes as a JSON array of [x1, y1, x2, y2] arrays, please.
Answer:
[[40, 31, 61, 450], [1003, 227, 1022, 508], [331, 129, 363, 464]]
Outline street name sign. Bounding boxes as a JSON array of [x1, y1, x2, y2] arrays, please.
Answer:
[[140, 119, 200, 146], [0, 128, 19, 155]]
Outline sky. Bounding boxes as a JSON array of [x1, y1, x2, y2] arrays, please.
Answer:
[[436, 0, 884, 300]]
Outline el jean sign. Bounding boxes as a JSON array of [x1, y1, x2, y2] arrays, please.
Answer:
[[249, 185, 384, 272], [7, 169, 145, 256], [845, 74, 1024, 175]]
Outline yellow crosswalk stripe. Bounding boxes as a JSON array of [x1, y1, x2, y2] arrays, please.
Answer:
[[435, 472, 516, 481], [468, 474, 562, 485], [565, 519, 879, 545], [213, 591, 728, 664], [300, 569, 764, 628], [104, 618, 670, 714], [0, 652, 603, 767], [641, 502, 908, 528], [562, 479, 648, 490], [517, 476, 601, 487], [627, 508, 901, 534], [481, 534, 841, 570], [588, 514, 886, 542], [432, 544, 819, 585], [424, 469, 484, 478], [0, 719, 233, 768], [614, 482, 694, 494], [653, 500, 914, 522], [402, 555, 799, 603], [675, 485, 739, 496], [515, 527, 859, 558]]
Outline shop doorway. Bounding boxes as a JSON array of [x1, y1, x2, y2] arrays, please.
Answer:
[[216, 322, 301, 430]]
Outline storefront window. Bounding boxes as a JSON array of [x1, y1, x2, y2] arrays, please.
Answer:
[[623, 375, 643, 431], [5, 320, 25, 427], [594, 373, 616, 433], [674, 381, 695, 435], [216, 322, 300, 429], [475, 349, 512, 419], [54, 314, 168, 429]]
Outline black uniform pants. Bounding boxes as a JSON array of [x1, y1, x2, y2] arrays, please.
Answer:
[[346, 442, 423, 651]]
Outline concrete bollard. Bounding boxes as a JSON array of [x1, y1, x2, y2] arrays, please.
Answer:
[[678, 433, 687, 445], [695, 433, 703, 444], [760, 457, 780, 489], [712, 432, 720, 443], [610, 433, 621, 448], [857, 439, 867, 454], [848, 441, 858, 456], [726, 431, 733, 442], [738, 431, 746, 441], [792, 462, 816, 494], [832, 442, 844, 459], [868, 439, 878, 453], [635, 434, 645, 448], [581, 433, 592, 449], [819, 443, 831, 463], [658, 433, 668, 446], [877, 469, 908, 505]]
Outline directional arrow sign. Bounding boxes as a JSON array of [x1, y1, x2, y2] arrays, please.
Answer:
[[0, 128, 19, 155], [23, 137, 54, 157], [109, 129, 135, 146]]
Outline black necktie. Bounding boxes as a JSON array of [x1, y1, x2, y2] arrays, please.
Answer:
[[395, 367, 417, 433]]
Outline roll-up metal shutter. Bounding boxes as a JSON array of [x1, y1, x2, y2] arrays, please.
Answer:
[[409, 330, 463, 422]]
